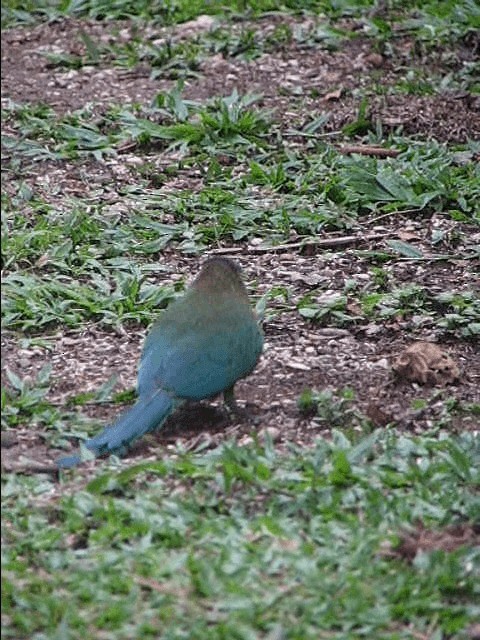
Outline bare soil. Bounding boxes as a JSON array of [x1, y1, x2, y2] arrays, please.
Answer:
[[1, 15, 479, 477]]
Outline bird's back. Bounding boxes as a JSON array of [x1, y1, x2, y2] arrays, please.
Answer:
[[138, 282, 263, 401]]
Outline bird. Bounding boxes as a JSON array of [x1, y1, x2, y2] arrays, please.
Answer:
[[57, 257, 263, 468]]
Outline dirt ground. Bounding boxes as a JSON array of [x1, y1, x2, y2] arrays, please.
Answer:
[[1, 15, 479, 474]]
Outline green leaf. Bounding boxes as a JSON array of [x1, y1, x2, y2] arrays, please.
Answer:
[[5, 368, 24, 392], [387, 239, 424, 258]]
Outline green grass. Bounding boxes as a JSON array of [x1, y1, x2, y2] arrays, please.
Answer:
[[3, 0, 480, 34], [4, 133, 477, 334], [3, 432, 479, 639], [298, 285, 480, 337]]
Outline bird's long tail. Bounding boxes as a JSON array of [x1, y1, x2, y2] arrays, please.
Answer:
[[57, 390, 174, 468]]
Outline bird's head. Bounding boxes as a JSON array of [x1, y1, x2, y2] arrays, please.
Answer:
[[193, 257, 249, 299]]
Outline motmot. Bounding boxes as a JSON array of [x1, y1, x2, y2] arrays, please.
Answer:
[[57, 257, 263, 468]]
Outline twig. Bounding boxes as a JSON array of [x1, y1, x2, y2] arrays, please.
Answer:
[[117, 140, 138, 153], [337, 145, 401, 158], [283, 129, 343, 139], [2, 461, 59, 475], [366, 208, 423, 225], [211, 232, 391, 255]]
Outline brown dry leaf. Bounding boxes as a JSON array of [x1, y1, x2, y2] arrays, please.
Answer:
[[392, 342, 460, 385], [365, 401, 393, 427], [364, 53, 384, 68], [35, 253, 50, 267], [324, 87, 343, 101], [387, 522, 480, 563], [396, 230, 421, 241], [346, 300, 363, 316], [135, 576, 190, 597]]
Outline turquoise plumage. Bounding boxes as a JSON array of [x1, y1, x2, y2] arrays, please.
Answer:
[[57, 257, 263, 468]]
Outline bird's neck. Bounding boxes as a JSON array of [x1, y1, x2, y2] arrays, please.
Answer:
[[193, 273, 249, 302]]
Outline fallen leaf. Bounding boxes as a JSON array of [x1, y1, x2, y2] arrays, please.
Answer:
[[392, 342, 460, 385], [324, 87, 343, 101]]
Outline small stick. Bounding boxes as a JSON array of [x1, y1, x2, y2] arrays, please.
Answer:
[[337, 145, 401, 158], [211, 232, 390, 255], [2, 461, 59, 475]]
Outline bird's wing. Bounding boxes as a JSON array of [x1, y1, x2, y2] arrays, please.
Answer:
[[138, 318, 262, 401]]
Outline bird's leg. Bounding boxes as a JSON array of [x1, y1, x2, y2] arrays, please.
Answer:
[[223, 385, 239, 413], [223, 385, 250, 421]]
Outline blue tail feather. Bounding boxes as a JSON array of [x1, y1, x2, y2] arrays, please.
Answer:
[[57, 390, 174, 469]]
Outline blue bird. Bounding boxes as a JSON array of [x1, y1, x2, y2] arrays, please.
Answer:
[[57, 257, 263, 468]]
